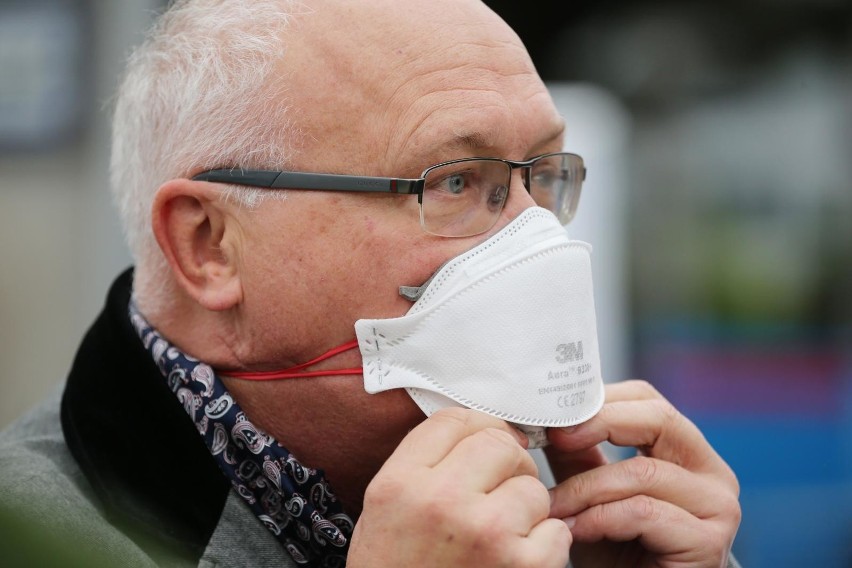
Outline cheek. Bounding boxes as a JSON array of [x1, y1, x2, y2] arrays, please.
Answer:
[[363, 215, 377, 233], [340, 234, 420, 319], [239, 198, 472, 347], [326, 225, 457, 323]]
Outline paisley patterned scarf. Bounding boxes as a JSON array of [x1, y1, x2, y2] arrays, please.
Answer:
[[129, 301, 353, 567]]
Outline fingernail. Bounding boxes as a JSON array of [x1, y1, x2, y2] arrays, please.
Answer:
[[559, 425, 580, 434], [562, 516, 576, 529]]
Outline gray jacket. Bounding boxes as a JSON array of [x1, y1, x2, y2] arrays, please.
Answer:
[[0, 389, 295, 567]]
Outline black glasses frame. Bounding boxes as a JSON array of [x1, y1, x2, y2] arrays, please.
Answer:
[[191, 152, 586, 207]]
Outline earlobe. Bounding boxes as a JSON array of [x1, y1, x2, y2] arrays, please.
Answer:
[[151, 179, 243, 311]]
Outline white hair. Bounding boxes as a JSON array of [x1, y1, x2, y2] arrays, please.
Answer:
[[109, 0, 304, 302]]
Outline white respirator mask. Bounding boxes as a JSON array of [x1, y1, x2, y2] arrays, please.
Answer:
[[354, 206, 604, 448]]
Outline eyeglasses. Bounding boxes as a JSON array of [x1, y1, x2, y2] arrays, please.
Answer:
[[192, 152, 586, 237]]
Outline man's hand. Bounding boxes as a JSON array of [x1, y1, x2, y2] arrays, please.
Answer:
[[546, 380, 742, 567], [348, 407, 572, 568]]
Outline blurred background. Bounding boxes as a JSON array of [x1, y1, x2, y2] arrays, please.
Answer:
[[1, 0, 850, 566]]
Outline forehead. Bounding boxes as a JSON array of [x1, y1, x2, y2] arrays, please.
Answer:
[[281, 0, 564, 175]]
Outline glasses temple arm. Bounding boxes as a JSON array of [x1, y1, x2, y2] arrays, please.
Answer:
[[193, 169, 422, 194]]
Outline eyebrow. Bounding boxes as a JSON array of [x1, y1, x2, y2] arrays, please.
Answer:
[[454, 131, 492, 152], [448, 119, 566, 159]]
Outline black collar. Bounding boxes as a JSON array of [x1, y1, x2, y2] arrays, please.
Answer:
[[61, 268, 230, 562]]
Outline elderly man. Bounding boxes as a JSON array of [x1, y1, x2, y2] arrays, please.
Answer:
[[0, 0, 741, 566]]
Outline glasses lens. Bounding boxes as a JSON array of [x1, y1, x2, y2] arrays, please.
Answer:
[[529, 153, 584, 225], [420, 159, 511, 237]]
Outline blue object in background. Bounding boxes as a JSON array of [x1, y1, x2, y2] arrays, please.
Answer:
[[640, 321, 852, 568]]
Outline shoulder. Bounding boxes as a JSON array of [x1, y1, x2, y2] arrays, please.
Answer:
[[0, 387, 86, 501], [0, 389, 160, 567]]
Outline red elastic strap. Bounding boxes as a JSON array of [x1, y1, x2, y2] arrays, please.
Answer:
[[223, 339, 362, 381], [228, 367, 364, 380]]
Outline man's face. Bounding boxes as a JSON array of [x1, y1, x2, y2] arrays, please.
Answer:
[[232, 0, 565, 370]]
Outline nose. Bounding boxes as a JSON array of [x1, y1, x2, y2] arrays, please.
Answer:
[[497, 169, 537, 227]]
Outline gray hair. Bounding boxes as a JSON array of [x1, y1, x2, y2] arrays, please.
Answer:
[[110, 0, 303, 286]]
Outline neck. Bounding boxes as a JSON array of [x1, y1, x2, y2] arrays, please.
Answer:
[[221, 372, 423, 518]]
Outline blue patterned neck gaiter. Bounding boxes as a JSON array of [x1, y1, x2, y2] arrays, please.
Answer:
[[129, 302, 353, 567]]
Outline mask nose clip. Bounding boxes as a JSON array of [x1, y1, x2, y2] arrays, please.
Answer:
[[398, 260, 450, 302]]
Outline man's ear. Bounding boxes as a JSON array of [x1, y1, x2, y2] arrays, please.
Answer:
[[151, 179, 243, 311]]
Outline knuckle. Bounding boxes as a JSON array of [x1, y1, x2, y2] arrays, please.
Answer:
[[587, 501, 610, 529], [630, 379, 662, 399], [431, 408, 513, 440], [474, 428, 532, 468], [626, 455, 662, 488], [722, 463, 741, 496], [648, 397, 683, 435], [654, 397, 680, 421], [731, 500, 743, 527], [459, 509, 512, 552], [478, 426, 521, 448], [363, 471, 408, 509], [625, 495, 662, 523], [718, 490, 743, 527], [431, 406, 476, 427], [564, 469, 595, 504], [514, 474, 550, 513], [419, 493, 458, 526]]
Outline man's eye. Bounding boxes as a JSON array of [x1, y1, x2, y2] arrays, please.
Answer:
[[533, 170, 558, 187], [445, 174, 466, 194]]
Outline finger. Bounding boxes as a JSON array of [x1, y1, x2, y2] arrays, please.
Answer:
[[546, 380, 676, 454], [392, 407, 527, 467], [602, 379, 666, 403], [596, 381, 729, 474], [543, 441, 608, 484], [483, 474, 551, 534], [549, 455, 736, 520], [549, 398, 734, 482], [515, 518, 573, 568], [568, 495, 723, 561], [436, 427, 538, 492]]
